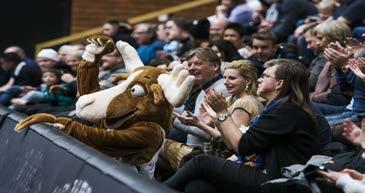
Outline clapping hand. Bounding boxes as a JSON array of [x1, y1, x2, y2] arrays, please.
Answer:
[[199, 102, 217, 126], [341, 169, 364, 181], [348, 58, 365, 80], [345, 37, 365, 50], [318, 170, 343, 183], [174, 111, 200, 127], [342, 118, 362, 146], [319, 169, 364, 184], [324, 41, 353, 67], [204, 89, 227, 113]]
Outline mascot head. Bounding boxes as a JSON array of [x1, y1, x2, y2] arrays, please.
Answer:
[[75, 41, 194, 133]]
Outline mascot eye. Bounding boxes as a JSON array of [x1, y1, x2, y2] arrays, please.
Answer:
[[130, 85, 146, 97]]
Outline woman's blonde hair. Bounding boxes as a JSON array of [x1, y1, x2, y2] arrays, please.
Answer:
[[316, 0, 336, 13], [224, 60, 258, 95], [313, 20, 351, 46]]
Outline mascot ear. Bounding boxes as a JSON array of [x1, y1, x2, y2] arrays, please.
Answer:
[[151, 84, 165, 105]]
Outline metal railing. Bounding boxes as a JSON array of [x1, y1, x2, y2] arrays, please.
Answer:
[[35, 0, 215, 54]]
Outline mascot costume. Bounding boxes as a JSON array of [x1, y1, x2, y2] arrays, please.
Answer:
[[15, 35, 194, 178]]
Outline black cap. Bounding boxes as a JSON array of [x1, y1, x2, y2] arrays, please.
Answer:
[[189, 18, 210, 40]]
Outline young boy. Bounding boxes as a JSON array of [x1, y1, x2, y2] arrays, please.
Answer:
[[10, 68, 75, 111]]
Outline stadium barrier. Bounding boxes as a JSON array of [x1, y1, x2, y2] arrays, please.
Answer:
[[0, 106, 176, 193]]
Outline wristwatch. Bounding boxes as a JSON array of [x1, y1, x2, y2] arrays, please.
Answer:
[[341, 66, 349, 73], [217, 112, 229, 122]]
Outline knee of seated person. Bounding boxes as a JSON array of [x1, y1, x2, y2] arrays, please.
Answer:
[[193, 154, 214, 165], [27, 90, 36, 95], [5, 87, 19, 93], [11, 85, 22, 90], [180, 154, 209, 167]]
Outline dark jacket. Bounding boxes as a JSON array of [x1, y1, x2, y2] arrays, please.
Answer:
[[12, 62, 42, 87], [271, 0, 317, 42], [336, 68, 365, 113], [238, 101, 319, 179], [309, 53, 327, 92], [333, 0, 365, 28]]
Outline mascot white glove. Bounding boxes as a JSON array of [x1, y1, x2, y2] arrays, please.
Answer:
[[82, 35, 115, 63]]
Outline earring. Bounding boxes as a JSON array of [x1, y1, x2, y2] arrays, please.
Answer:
[[245, 84, 249, 91]]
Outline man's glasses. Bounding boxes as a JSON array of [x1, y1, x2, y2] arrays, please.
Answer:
[[260, 73, 276, 80]]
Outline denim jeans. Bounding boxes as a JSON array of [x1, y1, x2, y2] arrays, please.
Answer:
[[325, 111, 360, 126], [0, 86, 23, 106], [312, 102, 347, 116]]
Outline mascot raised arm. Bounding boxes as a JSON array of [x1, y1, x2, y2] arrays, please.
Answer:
[[15, 35, 194, 178]]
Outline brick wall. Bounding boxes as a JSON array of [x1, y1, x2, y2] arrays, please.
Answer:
[[71, 0, 216, 33]]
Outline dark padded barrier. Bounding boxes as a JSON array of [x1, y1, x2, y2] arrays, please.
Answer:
[[0, 106, 12, 126], [0, 106, 177, 193], [0, 113, 84, 193]]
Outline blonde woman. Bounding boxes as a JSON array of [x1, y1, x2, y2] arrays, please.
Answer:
[[175, 59, 263, 141]]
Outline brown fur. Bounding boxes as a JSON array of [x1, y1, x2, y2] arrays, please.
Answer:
[[16, 36, 175, 165], [69, 61, 172, 164], [105, 67, 173, 132]]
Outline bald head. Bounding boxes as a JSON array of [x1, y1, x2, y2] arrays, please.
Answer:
[[209, 17, 229, 41], [133, 23, 156, 45], [4, 46, 26, 59]]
